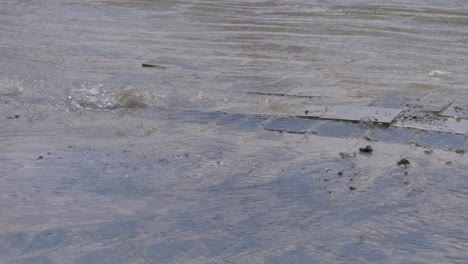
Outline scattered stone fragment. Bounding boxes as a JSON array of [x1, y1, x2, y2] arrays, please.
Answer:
[[37, 156, 44, 160], [142, 63, 167, 69], [337, 171, 343, 176], [424, 149, 433, 155], [364, 136, 378, 142], [404, 171, 408, 176], [359, 145, 373, 153], [323, 178, 329, 182], [349, 186, 356, 191], [304, 110, 309, 115], [6, 115, 19, 119], [455, 149, 465, 154], [339, 152, 356, 158], [397, 158, 410, 167], [446, 161, 453, 166]]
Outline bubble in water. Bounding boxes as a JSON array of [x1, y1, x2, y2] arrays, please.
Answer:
[[428, 70, 450, 78], [69, 84, 147, 109]]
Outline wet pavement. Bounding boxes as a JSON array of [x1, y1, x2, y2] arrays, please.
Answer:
[[1, 0, 468, 263]]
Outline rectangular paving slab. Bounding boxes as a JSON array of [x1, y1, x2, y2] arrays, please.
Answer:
[[264, 117, 319, 134], [216, 114, 267, 130], [368, 126, 417, 145], [413, 91, 453, 113], [395, 116, 468, 135], [439, 103, 468, 119], [319, 105, 403, 124], [413, 131, 464, 150], [312, 120, 365, 138]]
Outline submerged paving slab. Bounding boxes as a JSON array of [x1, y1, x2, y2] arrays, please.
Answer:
[[395, 112, 468, 135], [320, 105, 403, 124], [210, 93, 327, 118], [412, 91, 453, 113], [261, 102, 326, 118], [264, 117, 318, 134], [313, 120, 365, 138], [413, 131, 464, 150], [368, 126, 417, 145], [216, 114, 267, 130], [285, 87, 350, 103], [440, 103, 468, 119]]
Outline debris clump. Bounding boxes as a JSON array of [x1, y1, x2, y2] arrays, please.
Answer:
[[359, 145, 373, 153], [397, 158, 410, 167], [339, 152, 356, 158]]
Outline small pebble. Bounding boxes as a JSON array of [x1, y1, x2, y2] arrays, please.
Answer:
[[424, 149, 433, 155], [349, 186, 356, 191], [37, 156, 44, 160]]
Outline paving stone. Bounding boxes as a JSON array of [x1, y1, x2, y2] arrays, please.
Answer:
[[211, 94, 327, 118], [26, 228, 71, 252], [176, 110, 224, 125], [368, 127, 416, 144], [395, 115, 468, 135], [286, 83, 347, 98], [259, 103, 326, 118], [216, 114, 267, 130], [413, 131, 464, 150], [313, 120, 365, 138], [371, 96, 413, 109], [413, 91, 453, 112], [264, 117, 318, 134], [440, 103, 468, 119], [320, 105, 402, 124]]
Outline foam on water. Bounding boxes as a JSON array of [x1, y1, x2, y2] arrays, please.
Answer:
[[0, 78, 24, 96], [69, 84, 147, 109]]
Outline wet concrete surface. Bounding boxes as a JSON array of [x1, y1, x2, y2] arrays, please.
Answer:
[[1, 0, 468, 263]]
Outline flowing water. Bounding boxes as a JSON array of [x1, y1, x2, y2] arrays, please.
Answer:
[[1, 1, 468, 263]]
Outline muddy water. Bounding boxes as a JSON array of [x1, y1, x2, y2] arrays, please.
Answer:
[[1, 1, 468, 263], [1, 0, 468, 107]]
